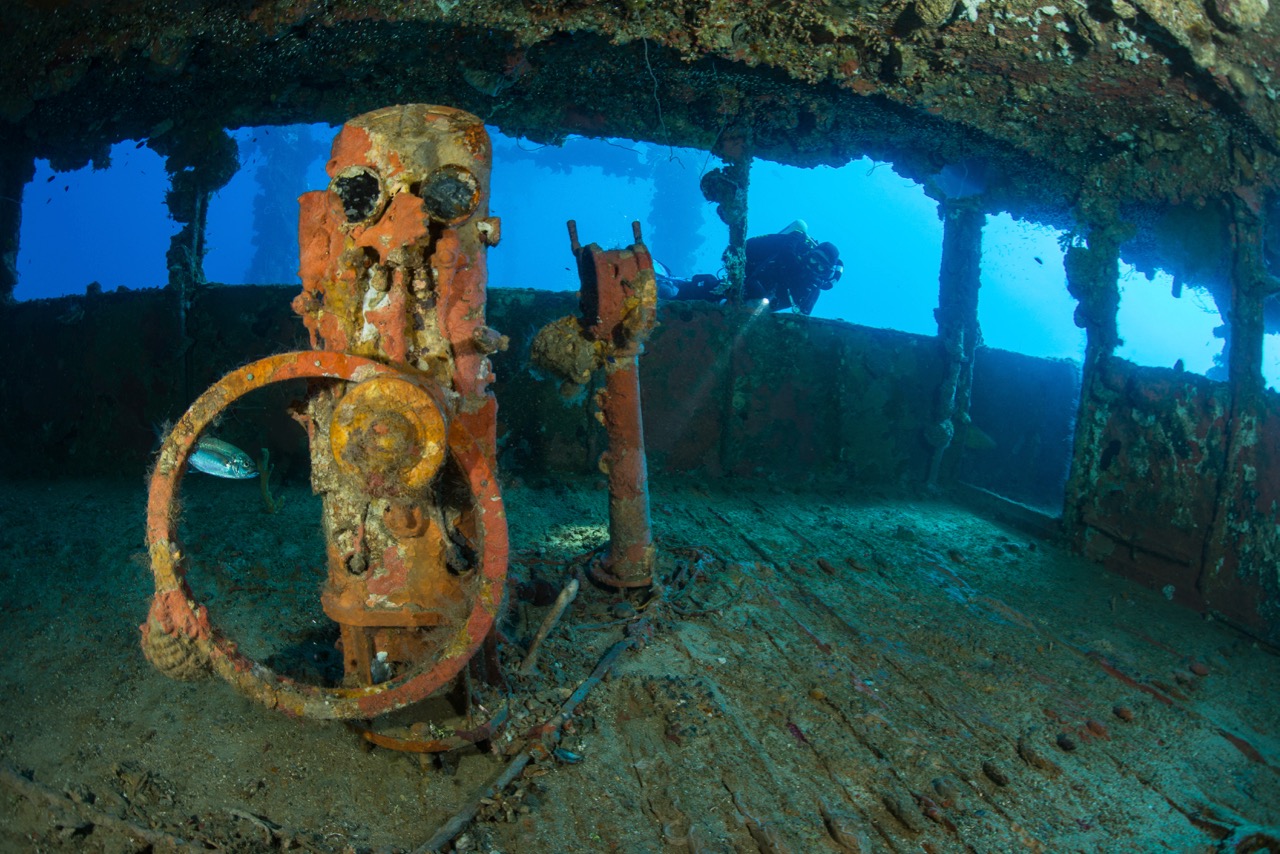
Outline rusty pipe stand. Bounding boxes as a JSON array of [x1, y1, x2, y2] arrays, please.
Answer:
[[537, 220, 660, 591], [594, 351, 655, 586], [570, 220, 659, 588], [529, 221, 659, 588]]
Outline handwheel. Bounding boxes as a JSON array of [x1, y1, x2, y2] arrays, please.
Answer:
[[141, 351, 507, 720]]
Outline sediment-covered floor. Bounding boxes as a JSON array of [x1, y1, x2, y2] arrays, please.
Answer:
[[0, 475, 1276, 852]]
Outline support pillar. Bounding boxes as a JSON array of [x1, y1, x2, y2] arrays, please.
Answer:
[[0, 131, 35, 304], [926, 199, 984, 488], [701, 128, 751, 303], [1060, 211, 1126, 534], [147, 127, 239, 399], [1199, 188, 1279, 604]]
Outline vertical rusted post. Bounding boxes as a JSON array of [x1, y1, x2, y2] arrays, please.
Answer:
[[152, 128, 240, 293], [926, 199, 984, 488], [702, 127, 751, 303], [0, 131, 33, 304], [1061, 207, 1127, 534], [598, 331, 654, 585], [570, 221, 659, 588], [149, 127, 239, 399], [1199, 187, 1278, 604], [1223, 195, 1269, 402]]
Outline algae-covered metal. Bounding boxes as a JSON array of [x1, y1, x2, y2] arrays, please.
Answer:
[[143, 106, 509, 723], [532, 221, 659, 588]]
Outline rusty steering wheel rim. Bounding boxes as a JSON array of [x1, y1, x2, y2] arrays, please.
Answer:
[[144, 351, 507, 720]]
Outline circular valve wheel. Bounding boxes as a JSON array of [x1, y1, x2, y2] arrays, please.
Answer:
[[141, 351, 507, 720]]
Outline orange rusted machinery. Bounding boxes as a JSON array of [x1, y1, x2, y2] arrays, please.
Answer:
[[141, 105, 509, 734]]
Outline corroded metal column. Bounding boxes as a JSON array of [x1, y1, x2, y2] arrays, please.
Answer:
[[575, 221, 659, 587], [0, 130, 33, 304], [147, 127, 239, 399], [1199, 188, 1279, 605], [1061, 209, 1127, 533], [148, 128, 240, 292], [926, 198, 984, 488], [702, 128, 751, 303], [530, 222, 659, 588]]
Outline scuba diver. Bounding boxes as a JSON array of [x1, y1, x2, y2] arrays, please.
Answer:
[[658, 221, 843, 316]]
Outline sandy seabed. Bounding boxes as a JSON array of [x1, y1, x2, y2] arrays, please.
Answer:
[[0, 473, 1277, 853]]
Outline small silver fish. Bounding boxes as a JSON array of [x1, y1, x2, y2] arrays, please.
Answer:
[[189, 436, 257, 480]]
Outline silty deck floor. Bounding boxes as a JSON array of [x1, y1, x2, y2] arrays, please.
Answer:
[[0, 475, 1276, 852]]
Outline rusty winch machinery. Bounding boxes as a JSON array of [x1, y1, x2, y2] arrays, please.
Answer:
[[141, 105, 511, 742], [140, 104, 662, 753]]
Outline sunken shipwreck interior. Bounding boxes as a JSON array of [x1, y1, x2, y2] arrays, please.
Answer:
[[1, 1, 1279, 852]]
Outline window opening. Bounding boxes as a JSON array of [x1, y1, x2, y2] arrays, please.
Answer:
[[956, 216, 1082, 516], [204, 128, 724, 291], [979, 214, 1085, 362], [16, 141, 175, 300], [1266, 332, 1280, 392], [205, 123, 335, 285], [487, 134, 725, 291], [746, 158, 942, 334], [1115, 264, 1223, 377]]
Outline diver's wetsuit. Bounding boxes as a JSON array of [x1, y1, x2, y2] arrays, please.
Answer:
[[672, 273, 725, 302], [670, 231, 836, 315], [741, 231, 823, 314]]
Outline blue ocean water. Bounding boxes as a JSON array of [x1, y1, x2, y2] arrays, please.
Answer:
[[14, 124, 1252, 385]]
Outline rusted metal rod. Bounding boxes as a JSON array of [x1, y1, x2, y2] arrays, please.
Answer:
[[519, 576, 579, 674], [415, 638, 635, 853]]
